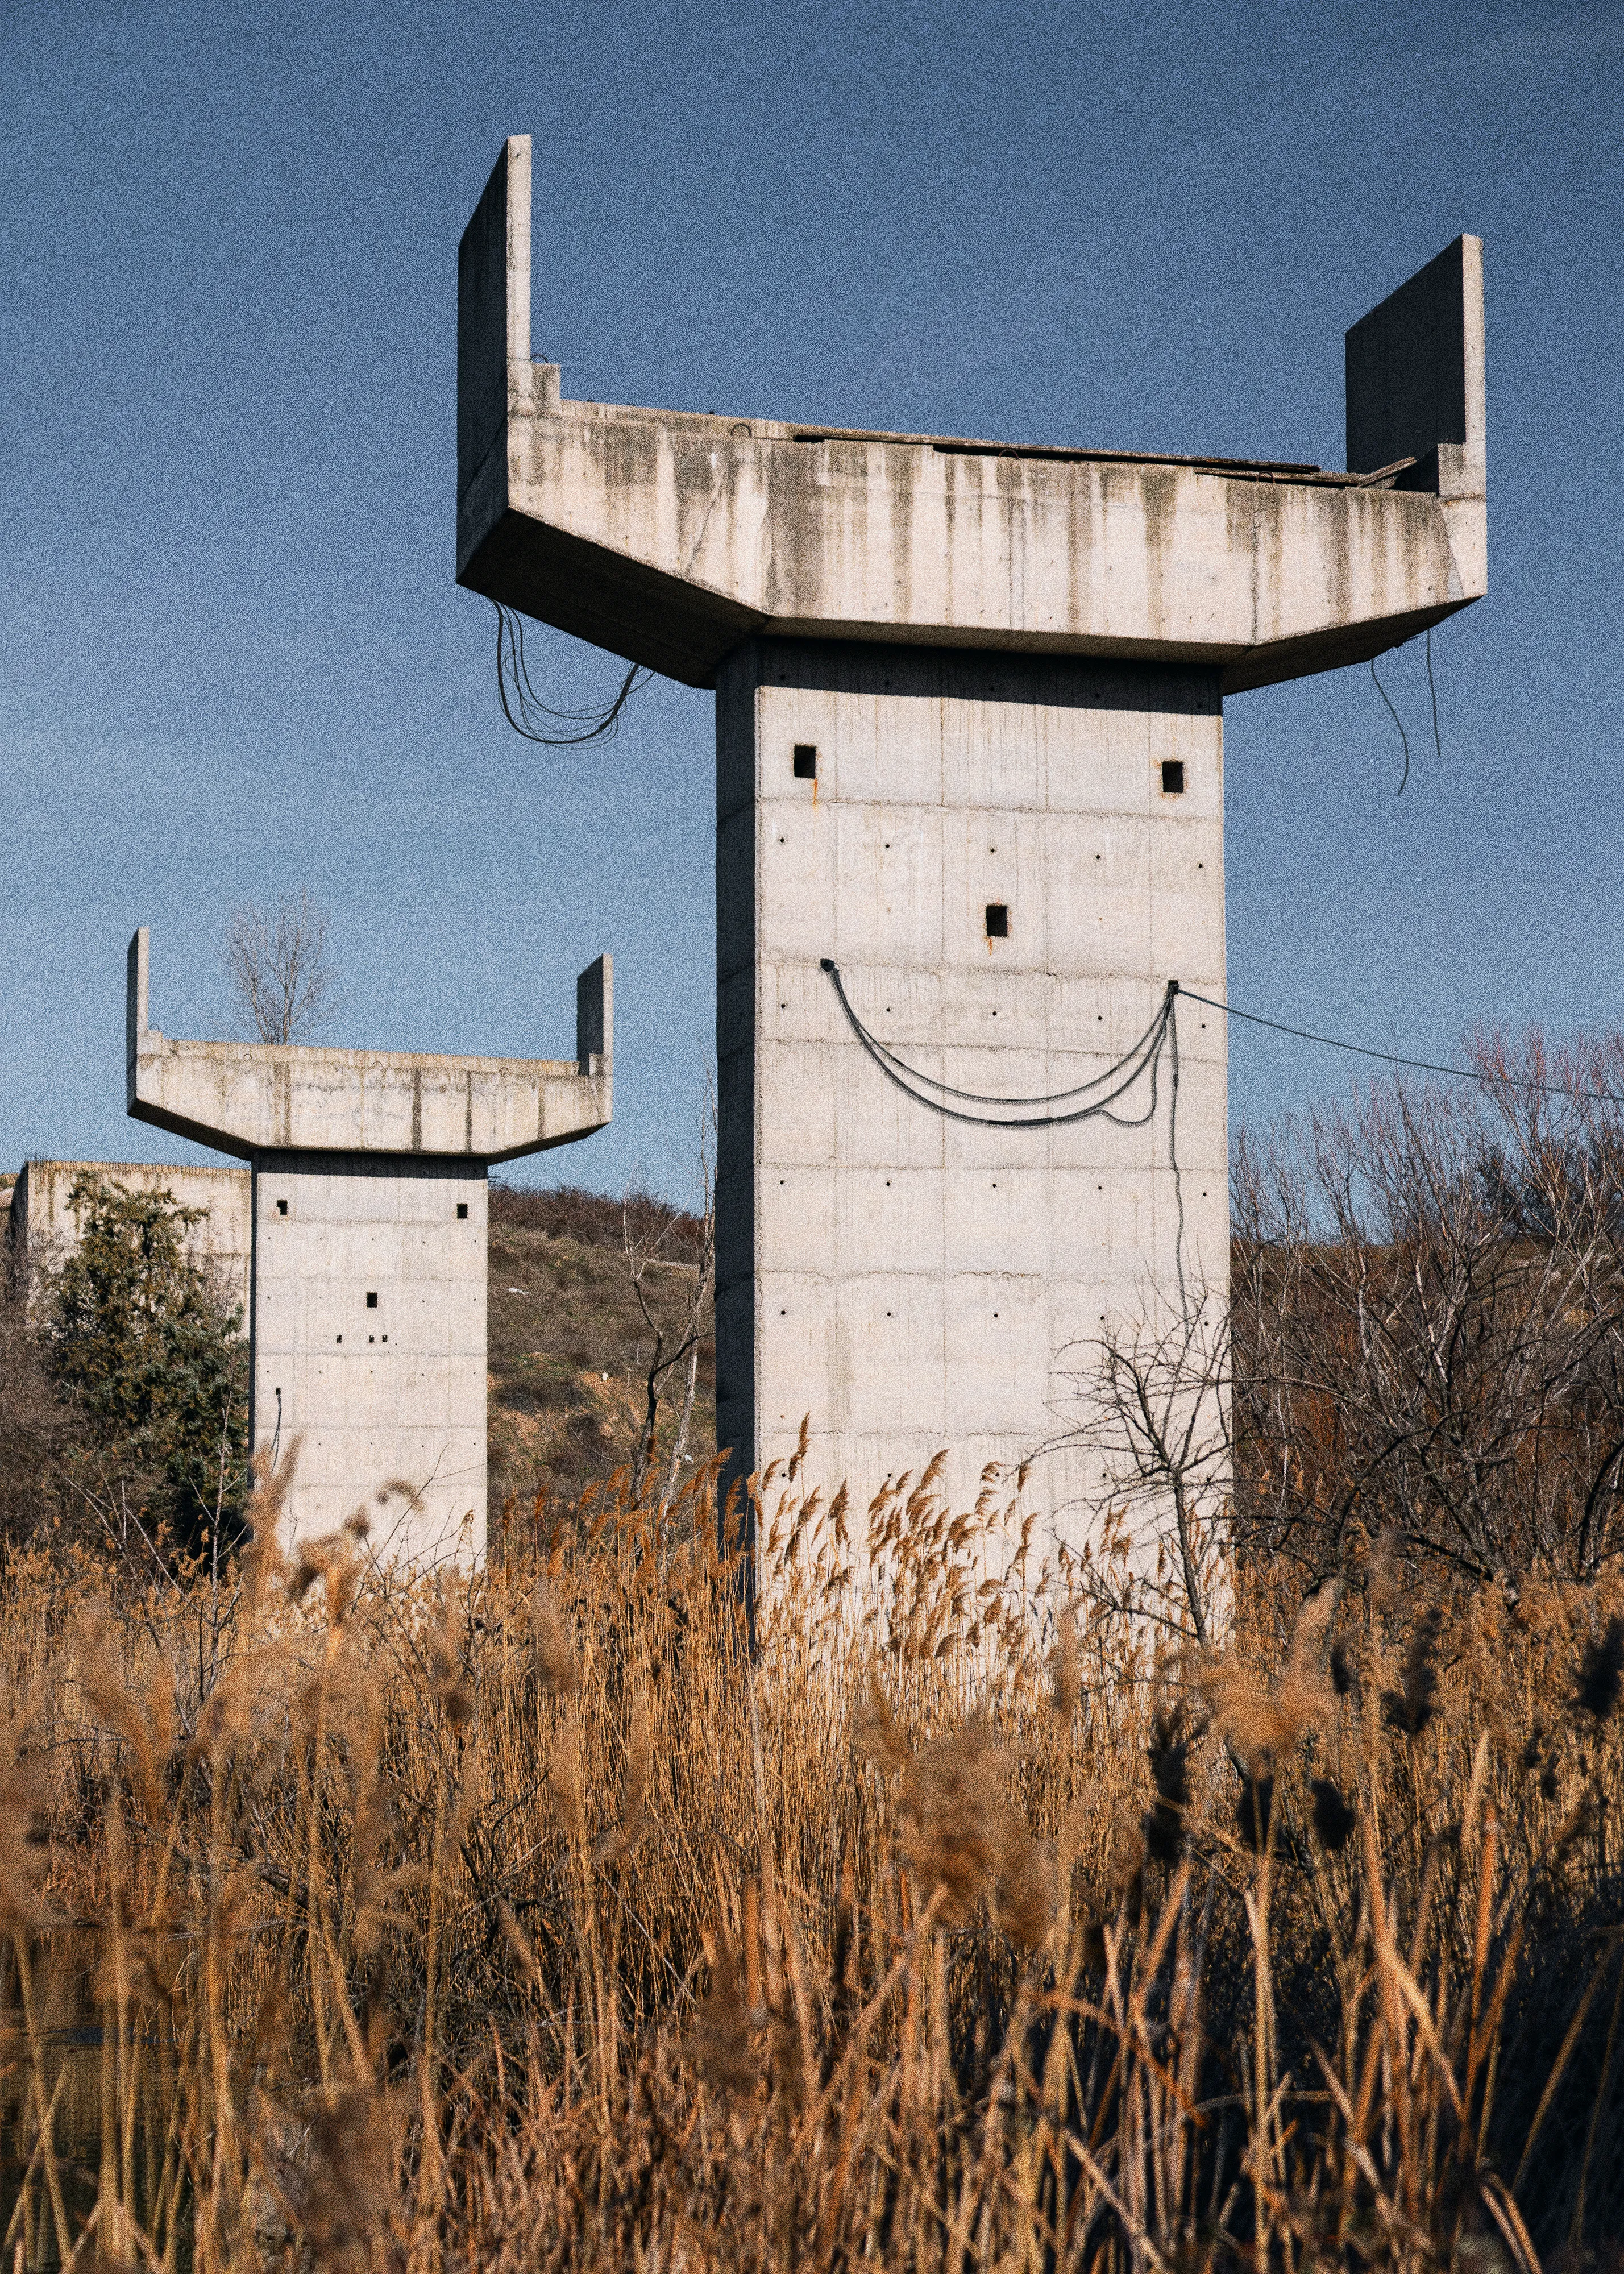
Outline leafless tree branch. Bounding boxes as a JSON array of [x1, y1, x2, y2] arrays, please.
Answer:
[[223, 890, 340, 1044]]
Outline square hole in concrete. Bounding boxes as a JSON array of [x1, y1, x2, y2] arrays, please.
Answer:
[[792, 744, 817, 779], [276, 1199, 288, 1215], [366, 1291, 378, 1308], [1161, 760, 1186, 794], [985, 903, 1008, 938], [456, 1202, 468, 1219]]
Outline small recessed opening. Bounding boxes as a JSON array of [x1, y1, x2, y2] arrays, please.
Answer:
[[792, 744, 817, 779], [1161, 760, 1186, 794], [276, 1198, 288, 1216], [368, 1334, 375, 1343], [456, 1202, 468, 1219], [365, 1291, 378, 1308], [336, 1335, 342, 1344], [985, 902, 1008, 938]]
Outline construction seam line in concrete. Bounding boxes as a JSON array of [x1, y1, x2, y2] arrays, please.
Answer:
[[126, 926, 613, 1565], [455, 134, 1486, 1551]]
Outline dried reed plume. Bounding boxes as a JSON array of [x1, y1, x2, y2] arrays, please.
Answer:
[[0, 1445, 1620, 2274]]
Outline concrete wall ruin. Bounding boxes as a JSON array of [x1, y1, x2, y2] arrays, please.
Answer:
[[7, 1157, 251, 1311]]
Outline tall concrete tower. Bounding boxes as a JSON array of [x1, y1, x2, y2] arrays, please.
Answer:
[[127, 926, 612, 1560], [456, 138, 1485, 1539]]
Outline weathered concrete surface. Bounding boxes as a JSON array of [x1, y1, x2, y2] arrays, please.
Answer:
[[124, 929, 613, 1562], [250, 1153, 488, 1557], [7, 1157, 251, 1310], [458, 140, 1484, 696], [128, 929, 611, 1161], [455, 135, 1486, 1551], [717, 641, 1227, 1515]]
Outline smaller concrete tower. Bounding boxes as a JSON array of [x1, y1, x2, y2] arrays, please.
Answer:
[[125, 928, 612, 1562]]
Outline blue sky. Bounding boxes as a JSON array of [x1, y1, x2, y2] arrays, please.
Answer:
[[2, 0, 1619, 1206]]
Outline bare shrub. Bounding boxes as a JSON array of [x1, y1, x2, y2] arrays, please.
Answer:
[[1233, 1031, 1624, 1588]]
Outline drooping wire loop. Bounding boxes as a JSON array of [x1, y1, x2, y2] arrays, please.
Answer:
[[819, 959, 1188, 1312], [493, 601, 651, 746]]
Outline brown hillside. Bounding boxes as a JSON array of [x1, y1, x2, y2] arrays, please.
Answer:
[[486, 1182, 715, 1531]]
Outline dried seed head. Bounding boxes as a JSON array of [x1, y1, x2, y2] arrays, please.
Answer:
[[529, 1584, 579, 1698], [284, 1526, 364, 1629], [292, 2081, 400, 2271], [1050, 1607, 1081, 1720], [1368, 1527, 1405, 1619], [1310, 1777, 1356, 1852], [1143, 1707, 1195, 1866], [1575, 1617, 1624, 1725], [430, 1598, 474, 1729], [597, 1692, 651, 1864], [691, 1929, 757, 2096], [550, 1709, 587, 1844], [1235, 1771, 1274, 1855], [852, 1677, 910, 1777], [902, 1727, 1005, 1915], [242, 1441, 295, 1604], [1381, 1606, 1442, 1738], [996, 1835, 1055, 1952], [1204, 1648, 1328, 1767], [0, 1706, 52, 1934], [901, 1724, 1049, 1941]]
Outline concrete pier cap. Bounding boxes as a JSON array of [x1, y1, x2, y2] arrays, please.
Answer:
[[127, 926, 612, 1565], [455, 134, 1485, 1564]]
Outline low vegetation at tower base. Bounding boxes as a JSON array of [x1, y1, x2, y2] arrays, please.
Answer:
[[1, 1447, 1621, 2273]]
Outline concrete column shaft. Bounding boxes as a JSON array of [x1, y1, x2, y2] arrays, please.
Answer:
[[716, 639, 1230, 1543], [250, 1153, 488, 1560]]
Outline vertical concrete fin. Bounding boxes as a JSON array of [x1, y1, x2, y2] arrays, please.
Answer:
[[576, 955, 612, 1076], [126, 927, 149, 1106], [1345, 235, 1485, 482], [456, 134, 532, 503]]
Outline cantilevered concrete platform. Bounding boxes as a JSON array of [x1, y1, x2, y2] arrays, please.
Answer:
[[127, 927, 612, 1561], [456, 135, 1485, 1543]]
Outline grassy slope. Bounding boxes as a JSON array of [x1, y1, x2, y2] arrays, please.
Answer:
[[486, 1184, 715, 1526]]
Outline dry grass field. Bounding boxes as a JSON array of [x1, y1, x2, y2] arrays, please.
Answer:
[[0, 1439, 1620, 2273], [7, 1062, 1624, 2274]]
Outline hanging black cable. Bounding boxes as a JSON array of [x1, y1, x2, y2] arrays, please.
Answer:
[[820, 961, 1191, 1305], [1370, 651, 1411, 797], [1177, 986, 1624, 1110], [493, 601, 651, 746], [819, 959, 1178, 1128], [1167, 987, 1187, 1316], [1425, 626, 1443, 770], [824, 969, 1174, 1111]]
